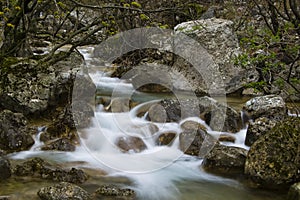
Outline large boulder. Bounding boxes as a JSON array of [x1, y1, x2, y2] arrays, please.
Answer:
[[0, 110, 35, 153], [174, 18, 258, 95], [245, 117, 300, 189], [202, 144, 248, 176], [38, 182, 91, 200], [0, 54, 83, 116], [243, 95, 287, 120], [0, 157, 11, 180]]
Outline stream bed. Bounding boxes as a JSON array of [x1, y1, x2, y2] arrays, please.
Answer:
[[1, 46, 290, 200]]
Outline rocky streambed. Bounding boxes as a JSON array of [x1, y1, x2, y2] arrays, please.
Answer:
[[0, 17, 299, 200]]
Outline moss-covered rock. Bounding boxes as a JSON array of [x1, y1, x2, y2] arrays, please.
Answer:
[[0, 53, 83, 116], [94, 184, 135, 199], [14, 157, 88, 184], [244, 117, 300, 189], [0, 110, 35, 153], [38, 182, 91, 200], [202, 144, 247, 176]]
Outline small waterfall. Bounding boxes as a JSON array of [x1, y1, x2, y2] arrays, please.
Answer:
[[29, 126, 46, 151]]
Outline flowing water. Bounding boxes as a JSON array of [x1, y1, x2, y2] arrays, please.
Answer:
[[3, 46, 288, 200]]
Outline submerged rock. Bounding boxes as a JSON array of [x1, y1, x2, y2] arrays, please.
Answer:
[[0, 157, 11, 180], [94, 184, 135, 199], [38, 182, 91, 200], [202, 144, 247, 176], [116, 136, 147, 153], [245, 117, 300, 189], [0, 110, 35, 153], [14, 157, 88, 184]]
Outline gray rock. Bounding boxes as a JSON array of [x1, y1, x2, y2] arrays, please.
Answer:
[[245, 117, 300, 189], [38, 182, 90, 200], [288, 182, 300, 200], [0, 157, 11, 180], [179, 127, 218, 158], [245, 117, 277, 146], [244, 95, 287, 120], [202, 144, 247, 176], [147, 103, 167, 123], [0, 110, 35, 153], [0, 54, 82, 116], [174, 18, 258, 95]]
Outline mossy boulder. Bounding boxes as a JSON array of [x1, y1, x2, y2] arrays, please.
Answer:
[[245, 117, 300, 189], [202, 144, 247, 176]]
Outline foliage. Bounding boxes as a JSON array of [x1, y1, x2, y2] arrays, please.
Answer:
[[234, 0, 300, 99], [0, 0, 207, 66]]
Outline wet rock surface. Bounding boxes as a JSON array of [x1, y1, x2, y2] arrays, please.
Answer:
[[0, 110, 35, 153], [202, 144, 247, 176], [179, 127, 218, 158], [41, 138, 76, 152], [13, 157, 88, 184], [38, 182, 91, 200], [94, 184, 135, 199], [156, 132, 177, 146], [116, 136, 147, 153], [245, 117, 300, 189]]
